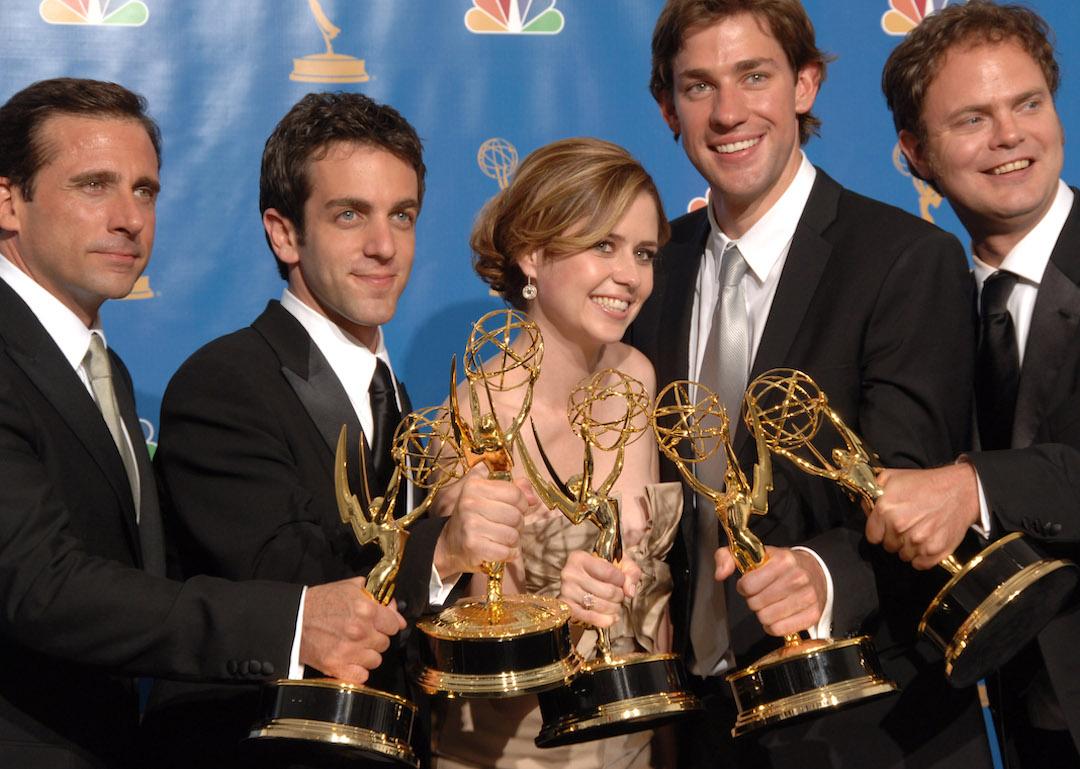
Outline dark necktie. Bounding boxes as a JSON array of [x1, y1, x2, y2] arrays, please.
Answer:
[[368, 359, 402, 498], [975, 270, 1020, 451]]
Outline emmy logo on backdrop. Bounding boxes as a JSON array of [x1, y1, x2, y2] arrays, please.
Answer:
[[893, 143, 942, 224], [290, 0, 369, 83], [477, 138, 519, 191]]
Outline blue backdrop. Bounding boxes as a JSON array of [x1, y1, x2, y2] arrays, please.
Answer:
[[2, 0, 1078, 444]]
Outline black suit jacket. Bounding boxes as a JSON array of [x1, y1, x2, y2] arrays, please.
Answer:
[[0, 280, 300, 769], [967, 189, 1080, 753], [628, 170, 993, 768], [145, 300, 447, 767]]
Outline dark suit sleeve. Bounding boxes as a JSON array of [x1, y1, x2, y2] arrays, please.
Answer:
[[807, 227, 976, 634], [0, 369, 300, 681], [156, 342, 441, 619]]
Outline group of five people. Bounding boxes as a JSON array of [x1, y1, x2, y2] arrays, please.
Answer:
[[0, 1, 1076, 768]]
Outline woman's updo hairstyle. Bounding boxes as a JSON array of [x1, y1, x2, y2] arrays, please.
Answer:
[[471, 137, 670, 309]]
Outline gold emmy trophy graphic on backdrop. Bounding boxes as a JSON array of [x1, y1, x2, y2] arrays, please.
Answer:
[[416, 310, 579, 697], [477, 138, 519, 190], [290, 0, 370, 83], [892, 143, 942, 224], [247, 408, 465, 766], [652, 380, 896, 736], [745, 368, 1079, 688], [516, 368, 701, 747]]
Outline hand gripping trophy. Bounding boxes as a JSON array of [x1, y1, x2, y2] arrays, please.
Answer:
[[652, 380, 896, 737], [513, 368, 701, 747], [745, 368, 1079, 688], [416, 310, 578, 698], [246, 407, 465, 767]]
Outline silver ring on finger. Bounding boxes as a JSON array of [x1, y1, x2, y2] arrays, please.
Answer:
[[582, 591, 594, 611]]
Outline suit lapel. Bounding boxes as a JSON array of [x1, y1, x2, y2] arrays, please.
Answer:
[[0, 280, 143, 555], [1013, 195, 1080, 448], [734, 171, 840, 456], [253, 301, 363, 457]]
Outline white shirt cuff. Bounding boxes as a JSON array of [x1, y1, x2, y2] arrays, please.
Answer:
[[971, 472, 993, 538], [288, 586, 306, 679], [792, 546, 834, 639], [429, 564, 457, 608]]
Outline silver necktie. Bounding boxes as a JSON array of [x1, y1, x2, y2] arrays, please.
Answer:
[[689, 243, 749, 675], [85, 334, 141, 520]]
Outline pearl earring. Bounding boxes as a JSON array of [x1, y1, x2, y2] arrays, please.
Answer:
[[522, 276, 537, 301]]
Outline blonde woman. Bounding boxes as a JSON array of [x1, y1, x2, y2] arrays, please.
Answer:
[[432, 138, 682, 769]]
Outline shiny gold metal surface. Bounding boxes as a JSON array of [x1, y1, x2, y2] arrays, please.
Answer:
[[520, 369, 700, 744], [249, 717, 417, 766], [746, 367, 1079, 686], [417, 311, 580, 697], [653, 380, 895, 734], [416, 654, 581, 697]]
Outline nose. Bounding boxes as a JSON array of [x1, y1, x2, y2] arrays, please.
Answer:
[[612, 249, 641, 290], [108, 190, 147, 239], [708, 86, 750, 131], [363, 217, 396, 261], [991, 110, 1024, 149]]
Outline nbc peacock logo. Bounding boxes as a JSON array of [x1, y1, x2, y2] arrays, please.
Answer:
[[40, 0, 148, 26], [465, 0, 564, 35], [881, 0, 959, 36]]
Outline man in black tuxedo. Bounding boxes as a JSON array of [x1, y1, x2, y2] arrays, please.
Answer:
[[0, 78, 409, 769], [624, 1, 993, 767], [878, 3, 1080, 766], [144, 92, 532, 767]]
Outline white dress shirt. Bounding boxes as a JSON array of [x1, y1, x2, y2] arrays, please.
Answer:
[[688, 154, 834, 648], [280, 289, 455, 676]]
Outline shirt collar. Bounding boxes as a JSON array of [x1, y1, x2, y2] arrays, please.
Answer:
[[706, 152, 817, 281], [0, 253, 99, 370], [279, 288, 391, 372], [972, 180, 1074, 288]]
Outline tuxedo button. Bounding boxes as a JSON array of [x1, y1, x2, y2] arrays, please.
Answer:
[[238, 660, 250, 675], [1044, 522, 1063, 537], [261, 661, 275, 676], [227, 660, 239, 675]]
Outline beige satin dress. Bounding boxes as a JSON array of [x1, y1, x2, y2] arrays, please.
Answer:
[[432, 483, 683, 769]]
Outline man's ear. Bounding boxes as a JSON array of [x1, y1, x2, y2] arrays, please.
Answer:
[[263, 208, 300, 267], [658, 95, 681, 140], [794, 62, 822, 116], [898, 129, 934, 182], [0, 177, 22, 233]]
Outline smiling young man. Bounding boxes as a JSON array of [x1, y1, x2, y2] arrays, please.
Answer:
[[144, 92, 532, 768], [0, 78, 417, 769], [627, 2, 993, 767], [879, 3, 1080, 766]]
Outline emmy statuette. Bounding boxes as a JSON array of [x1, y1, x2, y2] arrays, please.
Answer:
[[513, 369, 701, 747], [745, 368, 1079, 688], [246, 407, 464, 766], [652, 381, 897, 736], [416, 310, 578, 698]]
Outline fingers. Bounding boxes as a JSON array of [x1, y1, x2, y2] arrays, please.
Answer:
[[736, 548, 825, 637], [560, 551, 625, 628], [617, 556, 642, 598], [435, 472, 532, 576], [300, 578, 405, 684], [714, 547, 737, 581]]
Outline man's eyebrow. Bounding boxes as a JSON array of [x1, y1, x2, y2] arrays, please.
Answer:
[[733, 57, 778, 74], [69, 169, 119, 186]]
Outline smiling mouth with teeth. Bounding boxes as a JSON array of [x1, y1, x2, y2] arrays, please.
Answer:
[[991, 159, 1031, 175], [592, 296, 629, 312], [716, 137, 761, 154]]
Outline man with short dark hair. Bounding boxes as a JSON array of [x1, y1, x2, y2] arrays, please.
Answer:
[[627, 1, 993, 766], [880, 2, 1080, 765], [0, 77, 407, 769], [145, 91, 531, 767]]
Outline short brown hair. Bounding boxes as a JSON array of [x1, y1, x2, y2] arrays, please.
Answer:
[[649, 0, 830, 144], [0, 77, 161, 200], [882, 0, 1059, 142], [260, 92, 426, 279], [472, 137, 670, 310]]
